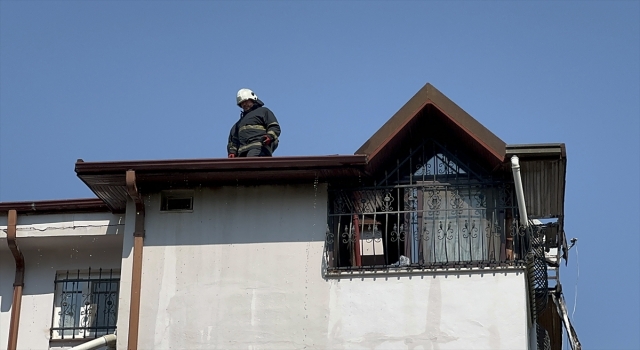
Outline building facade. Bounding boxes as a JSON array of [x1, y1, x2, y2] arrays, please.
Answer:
[[0, 83, 578, 350]]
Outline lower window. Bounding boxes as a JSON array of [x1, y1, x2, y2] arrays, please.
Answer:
[[51, 269, 119, 339]]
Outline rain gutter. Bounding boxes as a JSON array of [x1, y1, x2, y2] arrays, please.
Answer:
[[6, 210, 24, 350], [75, 155, 369, 173], [511, 155, 529, 227], [125, 170, 145, 350]]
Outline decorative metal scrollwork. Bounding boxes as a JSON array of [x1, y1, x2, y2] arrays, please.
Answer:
[[390, 223, 407, 242], [446, 222, 454, 240], [341, 225, 356, 244], [427, 189, 442, 213], [59, 292, 75, 326], [381, 191, 394, 211], [421, 225, 431, 242], [326, 231, 335, 245], [102, 291, 117, 324], [463, 220, 478, 238], [511, 222, 527, 237], [450, 189, 465, 215], [474, 190, 487, 208], [79, 291, 92, 327], [405, 190, 418, 211]]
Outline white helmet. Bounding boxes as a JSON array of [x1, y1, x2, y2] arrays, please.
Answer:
[[236, 88, 258, 106]]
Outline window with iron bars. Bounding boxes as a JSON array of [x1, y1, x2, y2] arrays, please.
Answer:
[[51, 269, 119, 340], [325, 141, 531, 271]]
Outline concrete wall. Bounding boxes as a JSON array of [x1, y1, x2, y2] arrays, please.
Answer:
[[134, 184, 530, 349], [0, 212, 124, 350]]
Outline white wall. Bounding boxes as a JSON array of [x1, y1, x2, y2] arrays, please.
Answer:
[[0, 212, 123, 350], [134, 184, 530, 349]]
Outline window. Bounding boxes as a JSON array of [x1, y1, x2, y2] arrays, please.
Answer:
[[325, 139, 529, 271], [161, 190, 194, 211], [51, 269, 119, 340]]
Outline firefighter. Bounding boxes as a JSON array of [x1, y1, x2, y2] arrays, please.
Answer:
[[227, 88, 281, 157]]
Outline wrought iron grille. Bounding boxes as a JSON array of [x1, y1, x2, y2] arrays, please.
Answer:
[[325, 180, 536, 270], [324, 137, 539, 271], [51, 269, 119, 339]]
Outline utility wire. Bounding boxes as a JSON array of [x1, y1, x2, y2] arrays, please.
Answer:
[[572, 243, 580, 320]]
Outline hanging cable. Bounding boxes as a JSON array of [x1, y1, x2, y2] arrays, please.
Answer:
[[572, 241, 580, 320]]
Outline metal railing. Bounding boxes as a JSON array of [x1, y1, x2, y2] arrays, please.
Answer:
[[325, 182, 537, 271], [51, 269, 119, 339]]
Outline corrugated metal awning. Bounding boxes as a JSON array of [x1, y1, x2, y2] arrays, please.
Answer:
[[506, 144, 566, 219]]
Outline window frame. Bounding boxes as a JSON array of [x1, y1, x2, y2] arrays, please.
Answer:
[[50, 269, 120, 340]]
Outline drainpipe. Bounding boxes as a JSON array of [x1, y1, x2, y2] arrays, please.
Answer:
[[125, 170, 145, 350], [69, 334, 117, 350], [6, 209, 24, 350], [511, 155, 529, 228]]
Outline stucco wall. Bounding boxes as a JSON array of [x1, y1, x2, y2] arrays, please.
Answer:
[[135, 184, 530, 349], [0, 213, 123, 350]]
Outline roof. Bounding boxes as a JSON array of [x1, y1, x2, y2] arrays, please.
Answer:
[[75, 155, 369, 212], [356, 83, 507, 175], [0, 82, 567, 217], [0, 198, 108, 215]]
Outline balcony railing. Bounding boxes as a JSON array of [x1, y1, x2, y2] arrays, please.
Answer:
[[325, 182, 535, 271]]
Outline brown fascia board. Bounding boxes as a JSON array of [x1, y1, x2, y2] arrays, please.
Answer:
[[75, 155, 370, 212], [75, 155, 368, 174], [0, 198, 108, 215], [356, 82, 506, 166], [506, 143, 567, 159]]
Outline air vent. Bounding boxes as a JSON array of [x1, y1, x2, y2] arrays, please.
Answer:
[[161, 191, 193, 211]]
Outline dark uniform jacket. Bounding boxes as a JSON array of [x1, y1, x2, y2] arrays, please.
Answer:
[[227, 100, 281, 156]]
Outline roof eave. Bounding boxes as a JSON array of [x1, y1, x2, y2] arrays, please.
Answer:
[[0, 198, 109, 215], [75, 155, 370, 212], [356, 83, 506, 174]]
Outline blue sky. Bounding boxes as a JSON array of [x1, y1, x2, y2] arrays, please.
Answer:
[[1, 1, 638, 348]]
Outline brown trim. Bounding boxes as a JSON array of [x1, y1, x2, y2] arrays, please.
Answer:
[[356, 83, 507, 172], [429, 103, 504, 162], [128, 236, 144, 350], [0, 198, 108, 214], [366, 99, 431, 162], [75, 155, 368, 174], [125, 170, 145, 350], [6, 210, 24, 350], [75, 155, 369, 213]]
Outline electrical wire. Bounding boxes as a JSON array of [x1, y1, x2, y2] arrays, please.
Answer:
[[572, 243, 580, 320]]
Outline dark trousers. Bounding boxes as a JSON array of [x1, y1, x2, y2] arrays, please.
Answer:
[[241, 147, 271, 157]]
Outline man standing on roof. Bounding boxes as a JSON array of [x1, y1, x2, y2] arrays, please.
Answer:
[[227, 88, 281, 158]]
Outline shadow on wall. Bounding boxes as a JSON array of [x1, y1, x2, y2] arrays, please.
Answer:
[[0, 252, 18, 313], [0, 234, 124, 313], [143, 184, 329, 246]]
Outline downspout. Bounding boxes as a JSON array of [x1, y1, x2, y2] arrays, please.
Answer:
[[512, 155, 535, 327], [511, 155, 529, 227], [125, 170, 145, 350], [6, 209, 24, 350]]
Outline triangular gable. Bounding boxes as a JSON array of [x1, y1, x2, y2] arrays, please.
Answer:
[[356, 83, 506, 179]]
